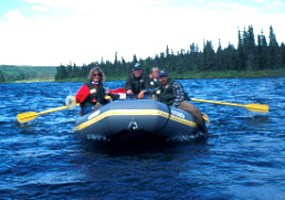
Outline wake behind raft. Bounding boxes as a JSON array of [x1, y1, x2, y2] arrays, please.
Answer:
[[74, 99, 207, 142]]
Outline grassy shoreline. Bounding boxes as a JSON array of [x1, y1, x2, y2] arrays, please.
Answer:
[[4, 69, 285, 83], [61, 69, 285, 82], [173, 69, 285, 79], [86, 69, 285, 82]]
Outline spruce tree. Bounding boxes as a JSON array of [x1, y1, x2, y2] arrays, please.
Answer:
[[257, 30, 268, 70], [243, 25, 256, 70], [268, 26, 279, 69], [216, 39, 224, 70], [0, 70, 5, 83], [237, 29, 246, 70], [281, 42, 285, 68], [202, 40, 215, 71]]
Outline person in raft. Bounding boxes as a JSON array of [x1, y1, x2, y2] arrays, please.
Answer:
[[125, 63, 150, 99], [155, 69, 208, 135], [149, 67, 160, 89], [66, 67, 117, 116]]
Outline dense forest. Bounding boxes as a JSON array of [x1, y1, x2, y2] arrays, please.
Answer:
[[1, 25, 284, 83], [54, 25, 285, 81], [0, 65, 56, 83]]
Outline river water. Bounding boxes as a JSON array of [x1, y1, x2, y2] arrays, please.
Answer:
[[0, 78, 284, 199]]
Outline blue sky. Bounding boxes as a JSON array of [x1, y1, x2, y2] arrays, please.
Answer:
[[0, 0, 284, 66]]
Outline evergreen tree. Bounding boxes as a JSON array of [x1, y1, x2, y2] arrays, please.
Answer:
[[17, 72, 25, 80], [243, 25, 256, 70], [71, 63, 80, 78], [281, 42, 285, 68], [53, 24, 284, 81], [216, 39, 224, 70], [132, 54, 138, 64], [223, 43, 238, 70], [237, 29, 246, 70], [80, 64, 88, 78], [113, 52, 119, 75], [257, 30, 268, 70], [121, 57, 129, 75], [188, 43, 202, 71], [165, 45, 170, 58], [0, 70, 5, 83], [268, 25, 279, 69], [55, 64, 67, 80], [202, 40, 215, 71]]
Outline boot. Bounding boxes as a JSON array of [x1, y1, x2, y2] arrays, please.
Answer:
[[179, 101, 208, 136], [194, 116, 209, 136]]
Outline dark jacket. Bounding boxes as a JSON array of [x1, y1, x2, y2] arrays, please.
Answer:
[[156, 78, 188, 107], [125, 74, 150, 95]]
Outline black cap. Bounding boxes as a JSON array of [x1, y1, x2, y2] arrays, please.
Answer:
[[158, 69, 168, 78], [133, 63, 142, 70]]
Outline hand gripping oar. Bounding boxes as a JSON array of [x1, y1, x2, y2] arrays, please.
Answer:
[[191, 98, 269, 113], [17, 96, 78, 124]]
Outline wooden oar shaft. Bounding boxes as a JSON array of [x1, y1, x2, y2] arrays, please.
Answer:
[[191, 98, 269, 113], [39, 106, 68, 115], [191, 98, 244, 107]]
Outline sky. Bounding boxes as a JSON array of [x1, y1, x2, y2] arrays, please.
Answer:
[[0, 0, 284, 66]]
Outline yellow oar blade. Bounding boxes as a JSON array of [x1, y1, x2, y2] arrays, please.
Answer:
[[245, 104, 269, 113], [17, 112, 39, 123], [17, 105, 70, 124]]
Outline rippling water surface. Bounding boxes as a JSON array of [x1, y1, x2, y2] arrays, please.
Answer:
[[1, 78, 285, 199]]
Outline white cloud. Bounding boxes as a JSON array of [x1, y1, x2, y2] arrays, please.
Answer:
[[0, 0, 285, 66], [255, 0, 264, 2], [271, 0, 283, 7], [31, 5, 49, 13], [2, 9, 24, 20]]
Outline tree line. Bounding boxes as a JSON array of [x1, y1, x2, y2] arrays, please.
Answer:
[[0, 70, 5, 83], [0, 65, 56, 83], [55, 25, 285, 81], [1, 25, 284, 83]]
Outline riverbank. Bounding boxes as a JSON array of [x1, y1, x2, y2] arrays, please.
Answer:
[[56, 69, 285, 82], [96, 69, 285, 81], [14, 78, 55, 83], [172, 69, 285, 79], [3, 69, 285, 83]]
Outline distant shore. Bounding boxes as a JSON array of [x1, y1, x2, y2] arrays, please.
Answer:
[[4, 69, 285, 83], [107, 69, 285, 81], [173, 69, 285, 79]]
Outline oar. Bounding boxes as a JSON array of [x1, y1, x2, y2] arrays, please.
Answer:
[[191, 98, 269, 113], [17, 89, 125, 124], [17, 95, 81, 124], [17, 105, 70, 124], [17, 90, 124, 124]]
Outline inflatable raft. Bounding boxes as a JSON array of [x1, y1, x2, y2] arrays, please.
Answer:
[[74, 99, 204, 142]]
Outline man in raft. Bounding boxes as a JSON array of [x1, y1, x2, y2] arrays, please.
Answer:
[[155, 69, 208, 135], [125, 63, 150, 99]]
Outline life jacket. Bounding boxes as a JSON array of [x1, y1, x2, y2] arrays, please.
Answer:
[[81, 81, 107, 108], [128, 74, 149, 95], [149, 78, 159, 89], [156, 79, 188, 106]]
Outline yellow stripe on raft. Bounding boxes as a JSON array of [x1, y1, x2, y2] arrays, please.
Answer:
[[74, 109, 197, 131], [169, 114, 197, 128]]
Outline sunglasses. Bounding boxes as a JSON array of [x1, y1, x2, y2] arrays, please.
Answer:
[[93, 73, 101, 77]]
